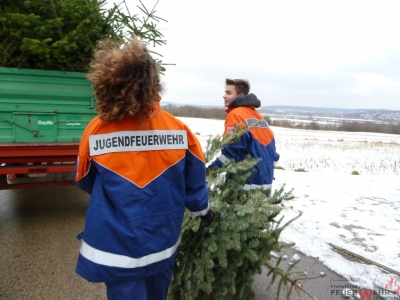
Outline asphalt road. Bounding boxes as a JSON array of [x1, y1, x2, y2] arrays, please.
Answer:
[[0, 186, 105, 300], [0, 186, 352, 300]]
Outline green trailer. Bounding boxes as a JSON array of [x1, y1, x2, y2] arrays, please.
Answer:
[[0, 67, 97, 189]]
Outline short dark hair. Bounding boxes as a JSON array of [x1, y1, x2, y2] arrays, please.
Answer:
[[225, 79, 250, 95]]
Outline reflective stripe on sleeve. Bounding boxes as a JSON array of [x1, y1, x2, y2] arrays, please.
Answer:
[[242, 184, 272, 191], [80, 238, 180, 269], [217, 154, 230, 166], [191, 203, 210, 217]]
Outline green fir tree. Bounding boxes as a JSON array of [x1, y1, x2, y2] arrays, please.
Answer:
[[168, 125, 299, 300], [0, 0, 167, 72]]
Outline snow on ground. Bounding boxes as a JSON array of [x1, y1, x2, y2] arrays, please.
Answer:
[[178, 117, 400, 295]]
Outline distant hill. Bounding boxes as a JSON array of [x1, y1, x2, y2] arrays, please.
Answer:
[[161, 102, 400, 123], [258, 105, 399, 114], [161, 101, 220, 108], [259, 106, 400, 123]]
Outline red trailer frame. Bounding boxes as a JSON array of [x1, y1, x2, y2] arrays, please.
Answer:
[[0, 143, 79, 190]]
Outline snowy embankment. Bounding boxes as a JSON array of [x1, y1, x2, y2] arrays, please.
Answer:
[[177, 117, 400, 295]]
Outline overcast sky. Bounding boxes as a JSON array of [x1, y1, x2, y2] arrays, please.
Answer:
[[119, 0, 400, 110]]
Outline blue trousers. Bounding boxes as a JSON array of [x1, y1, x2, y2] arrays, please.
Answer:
[[105, 268, 173, 300]]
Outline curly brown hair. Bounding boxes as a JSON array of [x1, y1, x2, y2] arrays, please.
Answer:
[[87, 38, 162, 122]]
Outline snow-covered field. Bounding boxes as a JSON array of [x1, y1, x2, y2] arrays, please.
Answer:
[[178, 117, 400, 296]]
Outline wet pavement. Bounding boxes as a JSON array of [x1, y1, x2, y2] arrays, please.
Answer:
[[0, 186, 106, 300], [0, 186, 352, 300], [253, 247, 354, 300]]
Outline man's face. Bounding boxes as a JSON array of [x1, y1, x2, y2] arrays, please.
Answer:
[[223, 85, 242, 107]]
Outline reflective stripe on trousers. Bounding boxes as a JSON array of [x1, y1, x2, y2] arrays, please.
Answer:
[[80, 238, 180, 268]]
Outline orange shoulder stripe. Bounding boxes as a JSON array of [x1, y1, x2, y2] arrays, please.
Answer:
[[223, 107, 274, 146], [76, 111, 205, 187]]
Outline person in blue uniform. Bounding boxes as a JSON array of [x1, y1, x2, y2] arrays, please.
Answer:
[[74, 38, 213, 300], [210, 79, 279, 194]]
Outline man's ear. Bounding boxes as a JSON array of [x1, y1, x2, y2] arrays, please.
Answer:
[[239, 93, 244, 96]]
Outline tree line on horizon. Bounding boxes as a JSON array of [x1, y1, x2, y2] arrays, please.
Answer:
[[162, 104, 226, 120], [265, 116, 400, 135], [162, 104, 400, 135]]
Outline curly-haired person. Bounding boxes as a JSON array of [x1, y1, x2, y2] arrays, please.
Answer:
[[73, 38, 214, 300]]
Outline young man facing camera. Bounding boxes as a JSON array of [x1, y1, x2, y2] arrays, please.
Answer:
[[210, 79, 279, 193]]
